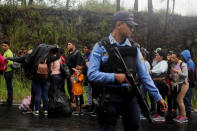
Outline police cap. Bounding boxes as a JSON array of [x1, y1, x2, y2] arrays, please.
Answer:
[[113, 11, 138, 27]]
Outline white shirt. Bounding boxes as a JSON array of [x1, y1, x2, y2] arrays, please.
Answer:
[[144, 60, 151, 71], [152, 60, 168, 74]]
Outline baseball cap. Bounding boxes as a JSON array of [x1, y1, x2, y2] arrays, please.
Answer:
[[113, 11, 138, 27], [154, 48, 162, 53]]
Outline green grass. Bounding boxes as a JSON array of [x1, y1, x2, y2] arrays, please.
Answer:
[[0, 72, 87, 103], [0, 72, 31, 102]]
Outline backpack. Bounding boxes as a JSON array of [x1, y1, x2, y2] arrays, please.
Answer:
[[188, 65, 197, 88], [0, 54, 8, 73], [37, 59, 48, 78], [180, 62, 196, 87]]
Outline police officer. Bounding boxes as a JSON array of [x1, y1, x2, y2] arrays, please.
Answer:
[[88, 11, 168, 131]]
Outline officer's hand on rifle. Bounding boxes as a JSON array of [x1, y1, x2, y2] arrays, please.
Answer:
[[159, 99, 168, 112], [115, 73, 128, 83]]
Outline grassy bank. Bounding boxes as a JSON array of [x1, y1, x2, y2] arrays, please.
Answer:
[[0, 72, 87, 103]]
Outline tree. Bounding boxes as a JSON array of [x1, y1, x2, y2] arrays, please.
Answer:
[[28, 0, 33, 5], [172, 0, 175, 14], [147, 0, 153, 50], [116, 0, 120, 12], [163, 0, 169, 38], [134, 0, 138, 12], [66, 0, 70, 9], [21, 0, 26, 6]]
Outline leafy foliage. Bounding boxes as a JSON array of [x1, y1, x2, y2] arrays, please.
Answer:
[[77, 0, 116, 13]]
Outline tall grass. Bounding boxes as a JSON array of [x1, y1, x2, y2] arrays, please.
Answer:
[[0, 72, 31, 102]]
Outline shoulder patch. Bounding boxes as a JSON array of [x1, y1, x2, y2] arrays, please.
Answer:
[[93, 51, 101, 57]]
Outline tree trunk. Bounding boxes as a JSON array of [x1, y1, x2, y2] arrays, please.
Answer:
[[28, 0, 33, 5], [172, 0, 175, 14], [147, 0, 153, 50], [66, 0, 70, 9], [8, 0, 12, 4], [22, 0, 26, 6], [163, 0, 169, 37], [116, 0, 120, 12], [134, 0, 138, 12]]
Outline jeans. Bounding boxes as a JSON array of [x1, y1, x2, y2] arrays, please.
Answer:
[[51, 74, 65, 93], [4, 71, 13, 104], [32, 79, 50, 111], [184, 87, 193, 113]]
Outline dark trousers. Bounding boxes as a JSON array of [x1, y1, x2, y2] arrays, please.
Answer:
[[32, 79, 50, 111], [4, 71, 13, 104], [155, 82, 168, 116], [98, 92, 141, 131], [141, 84, 156, 112], [167, 86, 178, 112], [51, 74, 65, 94], [67, 78, 72, 100], [184, 87, 193, 113], [30, 81, 35, 111]]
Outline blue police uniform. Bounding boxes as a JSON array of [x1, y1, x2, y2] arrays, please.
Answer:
[[88, 33, 162, 131]]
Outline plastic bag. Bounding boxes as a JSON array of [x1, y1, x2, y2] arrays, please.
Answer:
[[60, 63, 70, 79], [48, 87, 72, 116]]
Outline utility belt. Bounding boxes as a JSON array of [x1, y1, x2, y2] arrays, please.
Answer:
[[103, 86, 134, 95]]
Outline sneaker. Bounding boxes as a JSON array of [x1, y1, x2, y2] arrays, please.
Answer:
[[151, 113, 159, 118], [33, 110, 39, 116], [175, 116, 188, 123], [153, 115, 165, 122], [173, 115, 181, 122], [44, 110, 48, 116], [89, 112, 97, 117], [140, 114, 147, 120], [72, 111, 79, 116]]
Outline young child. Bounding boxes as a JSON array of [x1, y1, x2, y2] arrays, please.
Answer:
[[71, 65, 84, 115]]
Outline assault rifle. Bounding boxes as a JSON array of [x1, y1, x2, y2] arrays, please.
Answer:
[[113, 47, 153, 123]]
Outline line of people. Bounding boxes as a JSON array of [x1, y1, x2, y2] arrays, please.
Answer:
[[1, 39, 196, 123], [140, 47, 195, 123]]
